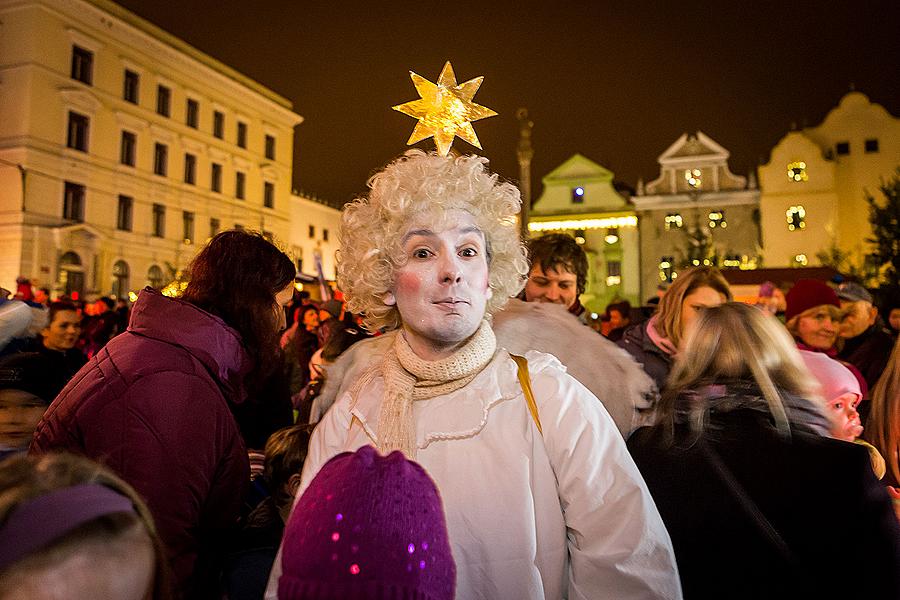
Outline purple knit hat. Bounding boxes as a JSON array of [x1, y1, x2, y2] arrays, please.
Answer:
[[279, 445, 456, 600]]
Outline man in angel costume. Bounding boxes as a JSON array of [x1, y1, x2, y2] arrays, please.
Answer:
[[270, 150, 680, 599]]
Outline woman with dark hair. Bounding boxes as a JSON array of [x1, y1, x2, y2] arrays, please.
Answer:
[[31, 230, 295, 598], [627, 302, 900, 599]]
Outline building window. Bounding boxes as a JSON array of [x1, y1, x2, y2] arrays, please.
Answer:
[[664, 213, 683, 230], [153, 143, 168, 176], [658, 256, 675, 283], [147, 265, 164, 289], [606, 261, 622, 287], [211, 163, 222, 192], [234, 223, 244, 231], [185, 99, 199, 128], [209, 218, 220, 238], [865, 139, 879, 153], [787, 161, 808, 182], [213, 111, 224, 139], [117, 195, 133, 231], [263, 182, 275, 208], [793, 253, 809, 266], [237, 121, 247, 148], [70, 46, 93, 85], [323, 228, 329, 242], [235, 172, 246, 199], [571, 186, 585, 204], [183, 153, 196, 185], [156, 85, 171, 117], [152, 204, 165, 237], [123, 70, 139, 103], [265, 134, 276, 160], [685, 168, 702, 189], [120, 131, 136, 166], [308, 224, 315, 239], [182, 211, 195, 244], [67, 112, 89, 152], [603, 228, 618, 245], [112, 261, 130, 299], [786, 205, 806, 231], [836, 141, 850, 155], [708, 210, 726, 229], [722, 254, 742, 268], [63, 182, 85, 222]]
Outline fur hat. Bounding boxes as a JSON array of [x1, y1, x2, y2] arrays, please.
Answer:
[[279, 445, 455, 600], [785, 279, 840, 322]]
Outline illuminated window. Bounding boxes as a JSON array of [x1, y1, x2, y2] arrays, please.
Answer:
[[722, 254, 742, 268], [659, 256, 675, 283], [794, 254, 809, 266], [607, 261, 621, 286], [664, 214, 683, 230], [572, 186, 585, 204], [574, 229, 586, 245], [604, 228, 618, 244], [684, 169, 701, 189], [708, 210, 726, 229], [787, 161, 808, 182], [786, 205, 806, 231]]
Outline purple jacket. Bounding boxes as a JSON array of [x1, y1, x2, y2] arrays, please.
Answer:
[[31, 288, 251, 596]]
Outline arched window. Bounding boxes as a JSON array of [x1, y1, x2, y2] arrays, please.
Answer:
[[112, 260, 130, 299], [58, 251, 84, 298], [147, 265, 164, 289]]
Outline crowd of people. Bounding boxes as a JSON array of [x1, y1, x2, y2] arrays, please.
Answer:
[[1, 150, 899, 599]]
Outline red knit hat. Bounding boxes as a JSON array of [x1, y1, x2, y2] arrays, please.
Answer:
[[785, 279, 840, 322], [279, 445, 455, 600]]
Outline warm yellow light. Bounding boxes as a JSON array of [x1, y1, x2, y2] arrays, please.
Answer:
[[787, 161, 808, 182], [604, 234, 618, 244], [606, 275, 621, 286], [128, 291, 138, 303], [575, 236, 586, 245], [528, 216, 638, 232], [794, 253, 809, 266], [294, 282, 304, 292]]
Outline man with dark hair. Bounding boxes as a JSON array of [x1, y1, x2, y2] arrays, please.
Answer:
[[27, 301, 85, 398], [523, 233, 589, 319], [606, 300, 632, 342]]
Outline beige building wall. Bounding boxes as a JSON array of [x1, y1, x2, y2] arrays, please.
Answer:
[[759, 92, 899, 268], [288, 194, 342, 281], [0, 0, 303, 297]]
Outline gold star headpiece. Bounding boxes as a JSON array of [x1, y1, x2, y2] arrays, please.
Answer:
[[393, 61, 497, 157]]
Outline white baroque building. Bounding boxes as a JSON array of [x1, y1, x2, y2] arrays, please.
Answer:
[[0, 0, 303, 298], [288, 192, 342, 283], [758, 91, 900, 268]]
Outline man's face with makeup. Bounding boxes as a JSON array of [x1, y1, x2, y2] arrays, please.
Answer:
[[384, 209, 492, 360]]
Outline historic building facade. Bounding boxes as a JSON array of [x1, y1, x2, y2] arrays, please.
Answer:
[[632, 131, 760, 298], [528, 154, 640, 311], [0, 0, 303, 298], [288, 192, 342, 282], [758, 91, 900, 268]]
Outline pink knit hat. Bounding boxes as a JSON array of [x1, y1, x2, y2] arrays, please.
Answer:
[[279, 445, 455, 600], [785, 279, 840, 322], [798, 350, 862, 404]]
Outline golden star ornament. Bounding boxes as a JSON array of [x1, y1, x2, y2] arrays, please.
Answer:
[[392, 61, 498, 156]]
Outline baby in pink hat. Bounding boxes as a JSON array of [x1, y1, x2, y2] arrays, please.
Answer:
[[799, 350, 885, 477]]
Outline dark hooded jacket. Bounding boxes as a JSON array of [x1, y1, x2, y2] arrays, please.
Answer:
[[617, 320, 673, 392], [31, 288, 251, 598]]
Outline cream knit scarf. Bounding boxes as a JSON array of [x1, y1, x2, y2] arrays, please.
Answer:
[[353, 320, 497, 458]]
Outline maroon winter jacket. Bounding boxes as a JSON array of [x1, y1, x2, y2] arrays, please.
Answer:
[[31, 288, 251, 597]]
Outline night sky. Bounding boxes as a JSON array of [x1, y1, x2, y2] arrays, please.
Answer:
[[115, 1, 900, 207]]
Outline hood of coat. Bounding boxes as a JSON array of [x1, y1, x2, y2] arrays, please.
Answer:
[[128, 287, 252, 403]]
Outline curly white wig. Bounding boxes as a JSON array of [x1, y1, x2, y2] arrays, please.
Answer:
[[338, 150, 528, 332]]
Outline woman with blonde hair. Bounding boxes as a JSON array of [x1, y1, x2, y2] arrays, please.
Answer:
[[0, 452, 171, 600], [628, 302, 900, 599], [618, 266, 732, 391], [267, 149, 681, 599], [868, 337, 900, 489]]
